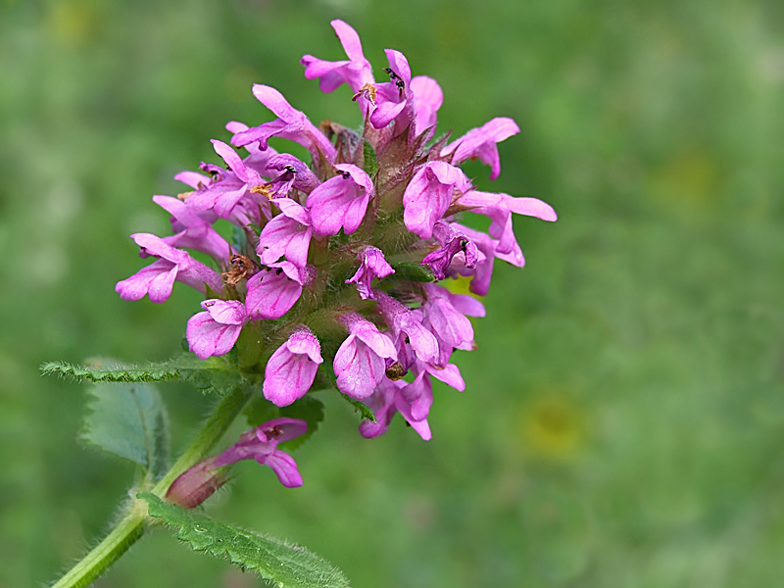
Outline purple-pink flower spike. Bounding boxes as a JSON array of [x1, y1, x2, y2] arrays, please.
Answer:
[[117, 21, 556, 479]]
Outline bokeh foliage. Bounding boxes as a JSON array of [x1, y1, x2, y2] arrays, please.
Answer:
[[1, 0, 783, 586]]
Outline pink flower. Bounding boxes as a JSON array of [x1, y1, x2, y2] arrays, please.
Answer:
[[448, 223, 524, 296], [185, 139, 267, 219], [455, 191, 557, 256], [152, 195, 232, 263], [333, 313, 397, 400], [166, 418, 307, 508], [421, 221, 482, 281], [422, 284, 475, 367], [231, 85, 337, 164], [245, 261, 304, 320], [186, 300, 247, 359], [374, 291, 438, 364], [116, 233, 223, 302], [264, 153, 321, 195], [410, 76, 443, 138], [116, 20, 558, 448], [301, 20, 374, 94], [442, 117, 520, 180], [257, 198, 312, 269], [306, 164, 374, 236], [263, 327, 324, 407], [174, 169, 213, 192], [345, 246, 395, 300], [367, 50, 414, 135], [225, 120, 281, 173], [402, 162, 471, 239], [214, 418, 308, 487], [359, 378, 432, 441]]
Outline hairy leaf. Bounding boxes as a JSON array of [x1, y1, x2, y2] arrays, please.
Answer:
[[43, 355, 242, 395], [141, 493, 350, 588], [83, 382, 169, 478], [42, 360, 183, 383], [245, 395, 325, 451]]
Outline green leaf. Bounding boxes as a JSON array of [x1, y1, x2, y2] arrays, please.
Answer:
[[83, 382, 170, 478], [231, 222, 248, 252], [140, 493, 350, 588], [336, 393, 376, 423], [244, 393, 280, 427], [43, 355, 243, 395], [245, 395, 325, 451], [42, 360, 183, 383], [362, 139, 378, 178], [317, 370, 376, 424], [389, 262, 435, 283]]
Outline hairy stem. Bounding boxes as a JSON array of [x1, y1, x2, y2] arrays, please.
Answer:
[[51, 385, 252, 588]]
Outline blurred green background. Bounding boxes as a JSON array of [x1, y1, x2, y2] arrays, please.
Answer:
[[2, 0, 783, 586]]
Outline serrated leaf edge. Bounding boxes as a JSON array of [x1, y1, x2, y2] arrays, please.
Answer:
[[139, 493, 350, 588]]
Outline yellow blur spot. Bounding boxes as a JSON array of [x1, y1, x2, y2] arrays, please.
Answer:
[[649, 149, 718, 209], [443, 274, 482, 298], [522, 396, 582, 459], [47, 1, 100, 46]]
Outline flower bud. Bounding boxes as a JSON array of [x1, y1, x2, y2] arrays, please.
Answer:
[[165, 457, 227, 510]]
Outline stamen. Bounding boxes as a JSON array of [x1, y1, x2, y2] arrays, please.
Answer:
[[222, 254, 256, 287], [250, 184, 273, 199], [352, 83, 377, 105]]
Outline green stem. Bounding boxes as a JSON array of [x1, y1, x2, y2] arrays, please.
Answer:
[[152, 384, 252, 494], [51, 506, 146, 588], [51, 384, 252, 588]]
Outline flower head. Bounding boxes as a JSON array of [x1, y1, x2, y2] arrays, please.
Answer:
[[118, 20, 556, 456]]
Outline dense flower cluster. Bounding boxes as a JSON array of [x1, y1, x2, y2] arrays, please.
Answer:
[[118, 21, 555, 490]]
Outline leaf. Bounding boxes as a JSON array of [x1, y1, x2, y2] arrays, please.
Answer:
[[231, 222, 248, 252], [245, 395, 325, 451], [317, 370, 376, 424], [42, 360, 182, 383], [43, 355, 243, 394], [336, 393, 376, 423], [82, 382, 170, 478], [140, 493, 350, 588], [362, 139, 378, 178], [388, 262, 435, 283], [244, 394, 281, 427]]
